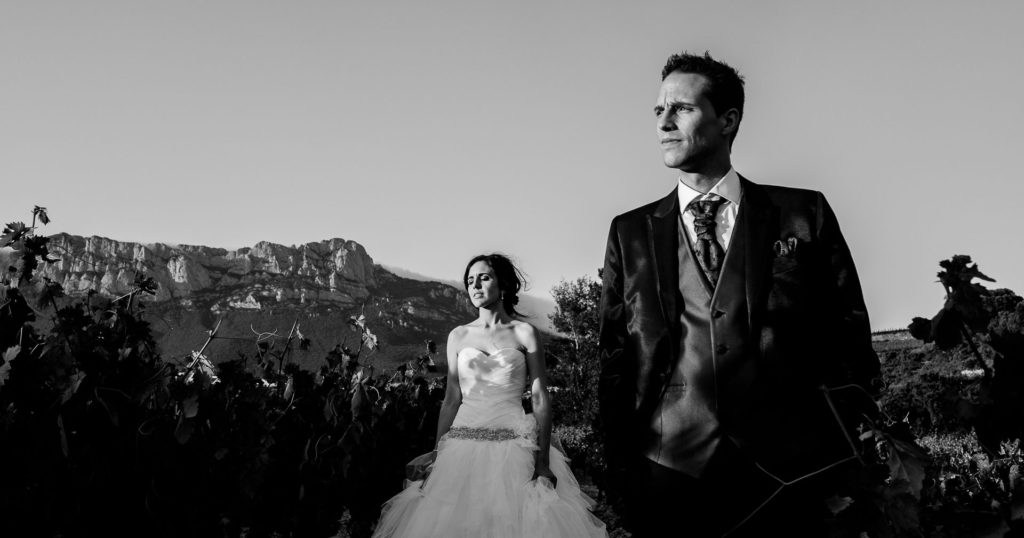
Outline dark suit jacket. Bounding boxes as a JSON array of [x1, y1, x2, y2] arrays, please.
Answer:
[[598, 177, 880, 486]]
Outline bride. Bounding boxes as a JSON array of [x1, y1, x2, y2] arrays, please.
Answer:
[[371, 254, 607, 538]]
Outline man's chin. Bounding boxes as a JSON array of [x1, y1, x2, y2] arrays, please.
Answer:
[[662, 155, 710, 174], [662, 158, 690, 171], [661, 150, 693, 170]]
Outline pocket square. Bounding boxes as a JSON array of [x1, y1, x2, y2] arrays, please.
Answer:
[[773, 236, 800, 257]]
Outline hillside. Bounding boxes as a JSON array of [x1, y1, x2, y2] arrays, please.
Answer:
[[31, 233, 476, 369]]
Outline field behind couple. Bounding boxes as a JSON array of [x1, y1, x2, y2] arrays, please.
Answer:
[[2, 207, 1023, 537]]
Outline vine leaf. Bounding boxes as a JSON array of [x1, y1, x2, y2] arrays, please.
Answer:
[[871, 425, 928, 499], [361, 328, 379, 350], [283, 376, 295, 401], [1, 221, 28, 246], [908, 317, 932, 342], [351, 383, 369, 421], [182, 394, 200, 418], [2, 345, 20, 363], [175, 415, 194, 444], [0, 345, 19, 387], [348, 314, 366, 331], [297, 326, 311, 350], [95, 392, 120, 427], [825, 495, 854, 515], [348, 314, 379, 350], [57, 414, 69, 457], [61, 371, 86, 405], [134, 275, 158, 296], [323, 390, 338, 423], [939, 255, 996, 331], [33, 206, 50, 225], [938, 255, 994, 286], [910, 255, 1000, 347], [37, 278, 65, 309]]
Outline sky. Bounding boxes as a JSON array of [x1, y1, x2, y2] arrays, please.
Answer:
[[3, 0, 1023, 330]]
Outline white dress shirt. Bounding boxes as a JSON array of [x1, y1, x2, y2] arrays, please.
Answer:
[[677, 168, 743, 251]]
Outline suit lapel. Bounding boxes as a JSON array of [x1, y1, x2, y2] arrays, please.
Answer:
[[647, 189, 680, 343], [644, 179, 777, 347], [740, 177, 779, 334]]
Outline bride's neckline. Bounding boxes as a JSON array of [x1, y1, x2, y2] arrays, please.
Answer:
[[458, 346, 525, 358]]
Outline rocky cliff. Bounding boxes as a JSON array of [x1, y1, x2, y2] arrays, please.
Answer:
[[42, 234, 379, 309], [36, 234, 474, 367]]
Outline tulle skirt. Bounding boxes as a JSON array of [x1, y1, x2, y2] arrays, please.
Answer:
[[371, 417, 607, 538]]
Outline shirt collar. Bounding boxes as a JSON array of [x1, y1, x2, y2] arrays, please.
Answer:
[[677, 168, 742, 211]]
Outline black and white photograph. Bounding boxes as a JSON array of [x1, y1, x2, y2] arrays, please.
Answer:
[[3, 1, 1023, 536]]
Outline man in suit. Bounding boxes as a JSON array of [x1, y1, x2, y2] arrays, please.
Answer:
[[598, 51, 880, 537]]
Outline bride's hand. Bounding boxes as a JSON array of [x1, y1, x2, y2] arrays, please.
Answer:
[[532, 463, 557, 489], [406, 450, 437, 481]]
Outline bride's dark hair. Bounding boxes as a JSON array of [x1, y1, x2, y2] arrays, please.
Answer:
[[463, 253, 527, 317]]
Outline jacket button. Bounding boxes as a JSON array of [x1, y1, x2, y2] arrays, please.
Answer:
[[716, 344, 729, 354]]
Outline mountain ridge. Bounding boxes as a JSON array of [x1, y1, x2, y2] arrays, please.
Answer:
[[28, 233, 476, 369]]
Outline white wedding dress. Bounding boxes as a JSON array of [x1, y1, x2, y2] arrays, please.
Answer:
[[371, 347, 607, 538]]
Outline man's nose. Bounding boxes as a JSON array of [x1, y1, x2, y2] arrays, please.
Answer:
[[657, 111, 674, 131]]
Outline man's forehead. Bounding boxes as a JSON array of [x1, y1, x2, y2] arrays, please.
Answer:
[[659, 72, 711, 100]]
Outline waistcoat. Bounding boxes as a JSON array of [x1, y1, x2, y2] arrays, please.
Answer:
[[643, 205, 751, 476]]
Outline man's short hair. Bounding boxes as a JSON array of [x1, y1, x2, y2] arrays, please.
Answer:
[[661, 51, 745, 130]]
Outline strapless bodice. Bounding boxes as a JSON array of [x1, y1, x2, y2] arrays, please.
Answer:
[[457, 347, 528, 400], [451, 347, 529, 429]]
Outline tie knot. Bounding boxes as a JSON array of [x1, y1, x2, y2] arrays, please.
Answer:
[[686, 194, 727, 219]]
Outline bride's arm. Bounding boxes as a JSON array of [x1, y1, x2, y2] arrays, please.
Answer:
[[521, 323, 556, 485], [434, 327, 464, 449]]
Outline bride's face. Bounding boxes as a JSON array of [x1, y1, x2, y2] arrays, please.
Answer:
[[466, 261, 501, 309]]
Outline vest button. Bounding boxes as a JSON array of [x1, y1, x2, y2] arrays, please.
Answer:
[[712, 310, 725, 319], [716, 344, 729, 355]]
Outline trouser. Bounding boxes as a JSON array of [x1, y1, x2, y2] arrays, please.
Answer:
[[625, 439, 828, 538]]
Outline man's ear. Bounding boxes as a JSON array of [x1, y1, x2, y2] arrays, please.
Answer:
[[720, 108, 741, 137]]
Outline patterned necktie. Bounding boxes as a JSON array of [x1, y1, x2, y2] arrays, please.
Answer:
[[686, 194, 728, 287]]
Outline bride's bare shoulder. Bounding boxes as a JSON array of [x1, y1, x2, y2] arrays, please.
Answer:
[[447, 324, 474, 349], [509, 319, 537, 333], [510, 320, 539, 346]]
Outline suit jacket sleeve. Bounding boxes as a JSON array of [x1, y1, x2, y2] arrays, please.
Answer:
[[815, 192, 880, 392], [598, 216, 634, 483]]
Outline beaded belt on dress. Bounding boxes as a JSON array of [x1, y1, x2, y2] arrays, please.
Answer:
[[446, 426, 518, 442]]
